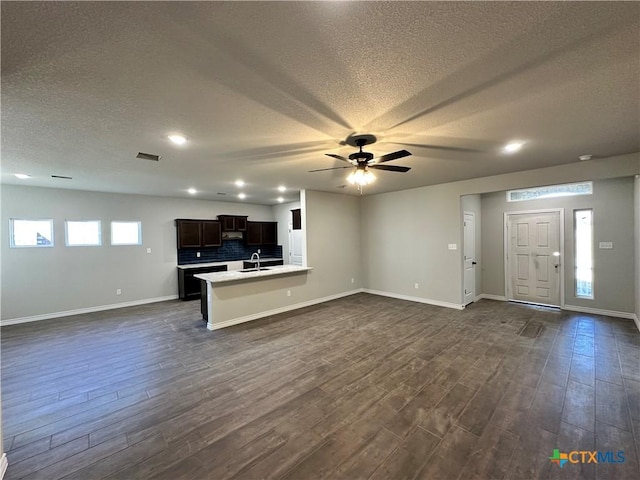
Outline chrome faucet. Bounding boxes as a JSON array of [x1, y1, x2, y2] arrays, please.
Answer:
[[250, 252, 260, 271]]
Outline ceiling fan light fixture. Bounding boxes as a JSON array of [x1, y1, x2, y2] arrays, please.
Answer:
[[347, 168, 375, 186]]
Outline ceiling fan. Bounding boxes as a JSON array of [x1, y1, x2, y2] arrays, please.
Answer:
[[309, 134, 412, 186]]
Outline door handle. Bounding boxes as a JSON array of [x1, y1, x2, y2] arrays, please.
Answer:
[[472, 261, 477, 265]]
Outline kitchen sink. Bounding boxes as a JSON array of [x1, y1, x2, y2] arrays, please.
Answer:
[[239, 268, 271, 273]]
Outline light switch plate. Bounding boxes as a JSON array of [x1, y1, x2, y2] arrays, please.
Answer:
[[599, 242, 613, 249], [448, 244, 457, 250]]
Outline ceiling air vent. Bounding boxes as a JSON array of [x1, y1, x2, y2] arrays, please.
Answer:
[[136, 152, 161, 161], [51, 175, 72, 179]]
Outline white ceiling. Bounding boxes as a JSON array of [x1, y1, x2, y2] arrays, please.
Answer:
[[2, 1, 639, 205]]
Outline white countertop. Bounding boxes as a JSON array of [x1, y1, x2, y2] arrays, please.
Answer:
[[195, 265, 312, 284], [177, 258, 283, 270], [177, 261, 228, 269]]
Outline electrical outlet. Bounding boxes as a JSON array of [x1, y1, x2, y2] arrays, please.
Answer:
[[196, 252, 201, 258], [287, 290, 291, 297], [351, 278, 355, 284], [414, 283, 419, 289], [146, 247, 151, 254], [116, 289, 122, 295], [448, 244, 457, 250]]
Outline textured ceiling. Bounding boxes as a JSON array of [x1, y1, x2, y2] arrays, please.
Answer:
[[2, 1, 639, 204]]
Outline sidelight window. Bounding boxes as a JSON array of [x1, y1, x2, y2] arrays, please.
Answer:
[[574, 209, 593, 299]]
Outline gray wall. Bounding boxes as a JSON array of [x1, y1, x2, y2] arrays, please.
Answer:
[[0, 185, 274, 321], [362, 185, 464, 306], [635, 175, 640, 322], [481, 177, 635, 313], [361, 153, 639, 308], [461, 194, 482, 298]]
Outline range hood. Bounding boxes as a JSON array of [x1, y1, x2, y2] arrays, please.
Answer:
[[221, 231, 243, 240]]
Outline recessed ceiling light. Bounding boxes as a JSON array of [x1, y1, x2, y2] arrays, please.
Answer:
[[503, 141, 525, 154], [238, 193, 246, 199], [278, 185, 286, 192], [14, 173, 30, 179], [235, 179, 245, 187], [168, 134, 187, 145], [187, 188, 197, 195], [277, 197, 284, 203]]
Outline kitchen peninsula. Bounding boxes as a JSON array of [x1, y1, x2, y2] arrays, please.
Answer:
[[195, 265, 312, 330]]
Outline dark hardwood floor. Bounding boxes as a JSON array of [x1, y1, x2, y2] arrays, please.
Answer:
[[2, 293, 639, 479]]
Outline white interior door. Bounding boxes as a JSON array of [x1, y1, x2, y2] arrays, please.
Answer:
[[289, 224, 303, 266], [507, 211, 561, 306], [463, 212, 475, 305]]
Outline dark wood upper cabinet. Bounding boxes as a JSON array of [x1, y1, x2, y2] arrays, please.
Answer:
[[176, 220, 202, 248], [261, 222, 277, 245], [245, 221, 262, 245], [245, 221, 277, 246], [202, 221, 222, 247], [176, 219, 221, 248], [217, 215, 248, 232], [220, 216, 235, 231], [235, 216, 248, 231], [291, 209, 301, 230]]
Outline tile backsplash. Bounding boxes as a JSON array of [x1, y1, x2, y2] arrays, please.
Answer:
[[178, 240, 282, 265]]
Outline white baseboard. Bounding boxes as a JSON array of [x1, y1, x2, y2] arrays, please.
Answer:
[[362, 289, 464, 310], [0, 453, 7, 480], [0, 295, 180, 327], [476, 294, 508, 302], [207, 289, 363, 330], [563, 304, 636, 321]]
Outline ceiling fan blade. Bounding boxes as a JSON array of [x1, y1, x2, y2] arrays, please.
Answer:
[[309, 166, 352, 173], [370, 164, 411, 173], [393, 142, 482, 153], [373, 149, 412, 163], [325, 153, 351, 163]]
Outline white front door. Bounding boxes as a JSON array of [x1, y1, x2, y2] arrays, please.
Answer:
[[507, 211, 561, 306], [289, 224, 303, 266], [463, 212, 475, 305]]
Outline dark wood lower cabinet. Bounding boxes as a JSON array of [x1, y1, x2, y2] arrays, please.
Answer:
[[178, 265, 227, 300]]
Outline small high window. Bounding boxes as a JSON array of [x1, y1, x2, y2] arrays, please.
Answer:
[[65, 220, 102, 246], [111, 221, 142, 245], [507, 181, 592, 202], [575, 209, 593, 299], [10, 219, 54, 247]]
